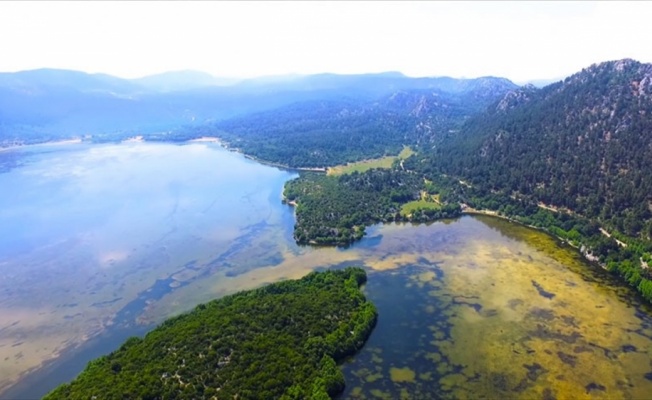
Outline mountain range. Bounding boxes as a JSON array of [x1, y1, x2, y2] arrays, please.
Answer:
[[0, 68, 517, 146]]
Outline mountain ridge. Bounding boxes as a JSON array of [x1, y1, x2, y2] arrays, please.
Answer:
[[426, 58, 652, 229]]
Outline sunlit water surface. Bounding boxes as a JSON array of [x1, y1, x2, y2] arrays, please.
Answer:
[[0, 142, 651, 399]]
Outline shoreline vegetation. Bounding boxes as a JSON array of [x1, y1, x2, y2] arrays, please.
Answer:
[[45, 268, 377, 400], [276, 145, 652, 303], [461, 206, 605, 265], [449, 188, 652, 303], [191, 137, 329, 173], [243, 153, 327, 173]]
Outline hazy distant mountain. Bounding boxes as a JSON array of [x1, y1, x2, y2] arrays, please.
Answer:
[[0, 67, 517, 147], [520, 77, 563, 88], [131, 70, 240, 92], [0, 68, 142, 96]]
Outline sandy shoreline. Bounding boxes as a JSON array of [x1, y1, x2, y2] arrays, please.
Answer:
[[188, 136, 221, 143], [121, 136, 144, 143]]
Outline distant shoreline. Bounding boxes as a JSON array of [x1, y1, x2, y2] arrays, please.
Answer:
[[213, 138, 327, 173], [188, 136, 221, 143], [0, 138, 83, 152], [242, 153, 327, 173]]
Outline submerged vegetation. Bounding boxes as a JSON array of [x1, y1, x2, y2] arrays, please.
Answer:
[[45, 268, 377, 400], [339, 225, 652, 400]]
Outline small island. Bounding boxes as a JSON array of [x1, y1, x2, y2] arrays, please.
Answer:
[[45, 267, 377, 400]]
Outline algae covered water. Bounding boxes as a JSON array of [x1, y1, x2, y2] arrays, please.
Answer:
[[340, 217, 652, 399]]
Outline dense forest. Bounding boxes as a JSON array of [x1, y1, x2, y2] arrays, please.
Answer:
[[283, 169, 461, 245], [45, 268, 377, 400], [422, 59, 652, 239]]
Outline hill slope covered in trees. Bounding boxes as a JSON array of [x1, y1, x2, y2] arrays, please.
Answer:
[[421, 59, 652, 238], [210, 77, 517, 167]]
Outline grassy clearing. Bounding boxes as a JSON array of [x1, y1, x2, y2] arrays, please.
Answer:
[[400, 200, 441, 217], [327, 146, 415, 176], [398, 146, 415, 159], [327, 156, 396, 175]]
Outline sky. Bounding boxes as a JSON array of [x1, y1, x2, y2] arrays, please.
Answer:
[[1, 1, 651, 83]]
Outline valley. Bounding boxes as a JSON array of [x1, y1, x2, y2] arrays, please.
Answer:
[[2, 58, 652, 398]]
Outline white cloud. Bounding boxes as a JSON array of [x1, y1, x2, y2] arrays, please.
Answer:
[[0, 1, 651, 82]]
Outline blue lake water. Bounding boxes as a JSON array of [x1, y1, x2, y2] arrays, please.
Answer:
[[0, 141, 300, 397], [1, 142, 651, 399]]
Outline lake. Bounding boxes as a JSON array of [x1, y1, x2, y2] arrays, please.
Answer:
[[1, 142, 651, 399]]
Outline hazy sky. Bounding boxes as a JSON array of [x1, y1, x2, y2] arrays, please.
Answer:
[[1, 1, 651, 83]]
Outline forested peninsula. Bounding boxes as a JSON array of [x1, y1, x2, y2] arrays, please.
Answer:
[[45, 268, 376, 400], [283, 169, 461, 246]]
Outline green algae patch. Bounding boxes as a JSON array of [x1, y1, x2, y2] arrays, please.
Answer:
[[371, 353, 383, 364], [417, 270, 436, 283], [419, 372, 433, 381], [439, 373, 467, 391], [370, 388, 393, 399], [399, 388, 412, 399], [390, 367, 416, 383], [365, 373, 383, 383]]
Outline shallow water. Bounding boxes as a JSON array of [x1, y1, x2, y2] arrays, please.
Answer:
[[340, 218, 652, 399], [1, 143, 651, 399], [0, 141, 301, 396]]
